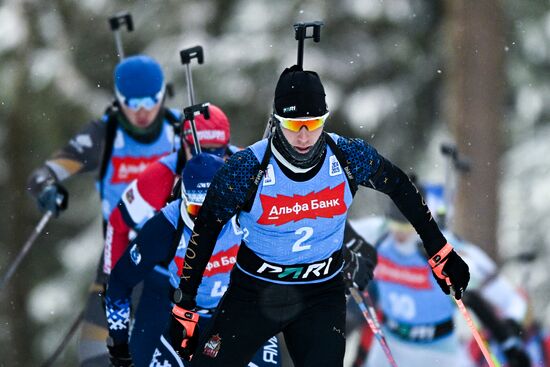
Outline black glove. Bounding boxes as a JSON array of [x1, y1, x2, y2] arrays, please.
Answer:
[[106, 341, 134, 367], [428, 243, 470, 300], [343, 248, 374, 291], [343, 220, 378, 267], [502, 340, 531, 367], [169, 304, 200, 361], [37, 183, 68, 216]]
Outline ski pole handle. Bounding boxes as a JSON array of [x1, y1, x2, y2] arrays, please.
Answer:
[[440, 143, 471, 173], [440, 143, 458, 159], [183, 103, 210, 155], [440, 142, 470, 227], [293, 21, 324, 68]]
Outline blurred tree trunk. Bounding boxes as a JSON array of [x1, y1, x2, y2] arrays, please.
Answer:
[[444, 0, 505, 261]]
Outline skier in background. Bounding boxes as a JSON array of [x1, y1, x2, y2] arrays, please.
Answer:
[[350, 182, 532, 367], [103, 104, 237, 364], [104, 153, 281, 367], [103, 104, 236, 275], [27, 55, 181, 366]]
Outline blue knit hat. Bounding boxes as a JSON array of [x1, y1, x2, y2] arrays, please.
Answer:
[[182, 153, 225, 205], [114, 55, 165, 100]]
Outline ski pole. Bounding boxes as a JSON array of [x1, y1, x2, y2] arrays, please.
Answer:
[[0, 211, 53, 291], [293, 21, 324, 68], [447, 279, 498, 367], [39, 308, 86, 367], [179, 46, 205, 154], [349, 287, 399, 367], [108, 11, 134, 61]]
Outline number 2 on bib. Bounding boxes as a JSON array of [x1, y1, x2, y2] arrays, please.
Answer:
[[292, 227, 313, 252]]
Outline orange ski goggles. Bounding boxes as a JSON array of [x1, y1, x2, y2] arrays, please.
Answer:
[[186, 202, 202, 217], [181, 185, 205, 218], [273, 112, 329, 132]]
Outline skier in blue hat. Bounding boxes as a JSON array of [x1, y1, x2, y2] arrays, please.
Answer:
[[27, 54, 182, 366], [104, 153, 282, 366]]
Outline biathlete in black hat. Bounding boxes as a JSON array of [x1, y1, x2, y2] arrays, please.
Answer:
[[168, 65, 471, 367]]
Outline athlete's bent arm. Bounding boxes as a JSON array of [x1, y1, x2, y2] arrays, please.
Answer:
[[28, 120, 106, 195], [339, 136, 445, 255], [105, 211, 176, 345], [338, 136, 469, 297], [104, 155, 179, 274]]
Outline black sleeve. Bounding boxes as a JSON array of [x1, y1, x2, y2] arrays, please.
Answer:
[[108, 212, 177, 301], [27, 119, 106, 197], [50, 119, 106, 173], [178, 149, 261, 300], [105, 211, 176, 344], [373, 157, 446, 256], [337, 135, 446, 257]]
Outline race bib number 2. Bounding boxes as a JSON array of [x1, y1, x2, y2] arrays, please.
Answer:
[[292, 227, 313, 252]]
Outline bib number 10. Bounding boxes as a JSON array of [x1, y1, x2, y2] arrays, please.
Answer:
[[292, 227, 313, 252]]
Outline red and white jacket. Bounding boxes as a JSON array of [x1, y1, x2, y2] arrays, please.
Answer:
[[103, 145, 239, 274], [104, 152, 181, 274]]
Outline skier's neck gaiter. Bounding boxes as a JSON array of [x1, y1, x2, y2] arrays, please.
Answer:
[[117, 108, 164, 144], [272, 122, 326, 170]]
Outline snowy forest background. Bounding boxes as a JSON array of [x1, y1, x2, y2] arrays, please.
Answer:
[[0, 0, 549, 365]]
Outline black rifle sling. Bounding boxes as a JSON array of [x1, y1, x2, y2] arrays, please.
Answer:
[[324, 132, 358, 197], [160, 210, 185, 268], [240, 139, 272, 213]]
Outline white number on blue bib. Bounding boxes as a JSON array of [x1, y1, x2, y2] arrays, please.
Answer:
[[292, 227, 313, 252], [388, 292, 416, 320]]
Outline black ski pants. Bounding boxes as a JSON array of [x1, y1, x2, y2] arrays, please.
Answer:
[[189, 267, 347, 367]]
